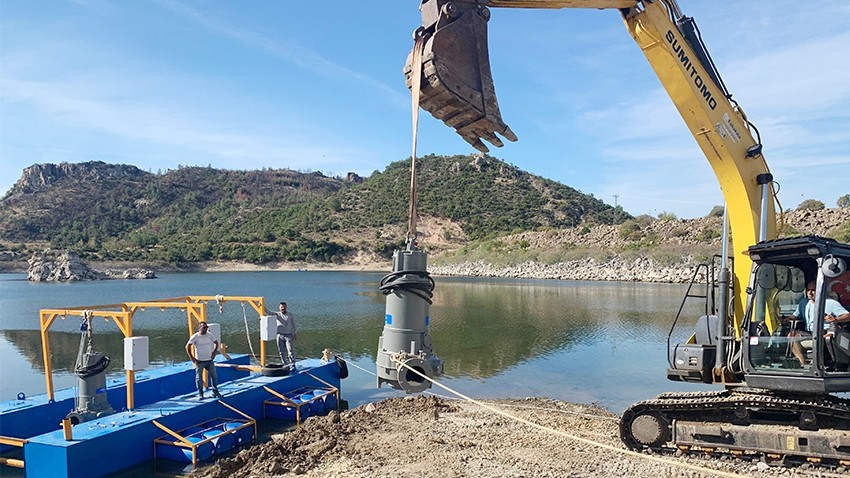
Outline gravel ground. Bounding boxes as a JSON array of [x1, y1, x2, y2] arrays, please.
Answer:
[[191, 396, 841, 478]]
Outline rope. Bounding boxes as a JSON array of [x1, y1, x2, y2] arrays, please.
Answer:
[[391, 357, 751, 478], [347, 357, 615, 421], [342, 356, 377, 377], [240, 302, 259, 364]]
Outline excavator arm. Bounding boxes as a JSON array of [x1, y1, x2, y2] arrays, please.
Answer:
[[407, 0, 777, 331]]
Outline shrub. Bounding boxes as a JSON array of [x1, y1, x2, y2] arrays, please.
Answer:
[[777, 224, 800, 238], [578, 226, 591, 236], [838, 194, 850, 208], [797, 199, 825, 211], [634, 214, 655, 227], [619, 220, 644, 241], [657, 211, 677, 221], [829, 220, 850, 242], [696, 228, 721, 242]]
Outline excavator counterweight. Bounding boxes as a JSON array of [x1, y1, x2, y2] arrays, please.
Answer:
[[405, 0, 516, 152]]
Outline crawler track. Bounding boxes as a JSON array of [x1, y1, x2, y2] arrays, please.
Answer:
[[620, 389, 850, 468]]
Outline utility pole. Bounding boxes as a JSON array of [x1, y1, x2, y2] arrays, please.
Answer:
[[613, 194, 620, 224]]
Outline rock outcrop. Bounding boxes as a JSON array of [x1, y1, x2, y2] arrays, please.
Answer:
[[27, 250, 103, 282], [27, 250, 157, 281], [121, 268, 157, 279], [9, 161, 149, 195]]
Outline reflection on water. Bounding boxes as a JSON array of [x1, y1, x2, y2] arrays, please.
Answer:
[[0, 272, 709, 412]]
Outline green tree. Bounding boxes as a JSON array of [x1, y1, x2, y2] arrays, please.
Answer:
[[797, 199, 825, 211], [838, 194, 850, 208]]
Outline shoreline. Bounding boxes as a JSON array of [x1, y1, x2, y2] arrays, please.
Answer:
[[2, 257, 699, 283], [0, 259, 392, 275]]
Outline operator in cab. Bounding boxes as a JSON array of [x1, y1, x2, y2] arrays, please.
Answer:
[[786, 281, 850, 366]]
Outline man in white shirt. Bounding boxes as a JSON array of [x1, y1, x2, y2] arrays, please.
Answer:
[[185, 322, 222, 399]]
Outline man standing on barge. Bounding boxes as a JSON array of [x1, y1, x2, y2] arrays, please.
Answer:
[[274, 302, 298, 366], [185, 322, 222, 399]]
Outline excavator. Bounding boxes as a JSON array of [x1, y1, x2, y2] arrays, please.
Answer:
[[404, 0, 850, 466]]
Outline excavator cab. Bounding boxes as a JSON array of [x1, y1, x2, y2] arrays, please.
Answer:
[[742, 236, 850, 393], [405, 0, 516, 153]]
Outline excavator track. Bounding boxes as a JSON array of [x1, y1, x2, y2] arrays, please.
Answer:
[[620, 389, 850, 468]]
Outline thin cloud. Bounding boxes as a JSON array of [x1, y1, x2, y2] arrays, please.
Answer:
[[153, 0, 408, 109]]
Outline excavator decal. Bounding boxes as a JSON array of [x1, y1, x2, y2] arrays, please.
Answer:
[[664, 30, 719, 110]]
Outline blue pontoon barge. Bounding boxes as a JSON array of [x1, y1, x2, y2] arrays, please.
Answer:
[[0, 295, 346, 478]]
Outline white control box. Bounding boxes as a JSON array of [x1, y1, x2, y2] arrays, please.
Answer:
[[124, 336, 150, 371], [260, 315, 278, 341]]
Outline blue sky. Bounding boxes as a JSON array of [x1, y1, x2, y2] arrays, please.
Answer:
[[1, 1, 848, 219]]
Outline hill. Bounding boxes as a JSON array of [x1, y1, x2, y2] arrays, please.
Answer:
[[0, 155, 620, 268], [430, 207, 850, 282]]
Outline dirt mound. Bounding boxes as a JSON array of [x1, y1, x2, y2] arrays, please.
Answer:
[[194, 396, 786, 478]]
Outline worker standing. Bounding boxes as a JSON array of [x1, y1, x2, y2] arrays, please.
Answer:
[[274, 302, 298, 366], [185, 322, 222, 399]]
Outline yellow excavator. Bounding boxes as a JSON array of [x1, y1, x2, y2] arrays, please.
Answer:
[[405, 0, 850, 466]]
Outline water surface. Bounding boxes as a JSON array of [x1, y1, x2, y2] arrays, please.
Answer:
[[0, 271, 708, 413]]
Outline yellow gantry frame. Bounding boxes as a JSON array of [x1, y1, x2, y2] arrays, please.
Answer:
[[483, 0, 777, 332], [38, 295, 266, 411]]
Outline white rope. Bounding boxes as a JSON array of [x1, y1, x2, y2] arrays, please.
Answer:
[[391, 357, 751, 478], [342, 356, 377, 377], [240, 302, 259, 364], [346, 358, 614, 420]]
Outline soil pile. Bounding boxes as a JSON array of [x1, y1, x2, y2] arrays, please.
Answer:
[[194, 396, 799, 478]]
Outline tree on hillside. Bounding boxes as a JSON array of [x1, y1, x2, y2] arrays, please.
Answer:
[[797, 199, 825, 211], [838, 194, 850, 208]]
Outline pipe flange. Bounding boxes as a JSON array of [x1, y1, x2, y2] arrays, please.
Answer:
[[396, 357, 434, 394]]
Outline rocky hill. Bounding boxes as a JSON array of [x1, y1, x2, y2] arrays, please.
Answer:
[[0, 155, 618, 268], [430, 208, 850, 282]]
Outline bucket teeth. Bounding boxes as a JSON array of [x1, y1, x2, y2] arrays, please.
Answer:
[[405, 0, 516, 151]]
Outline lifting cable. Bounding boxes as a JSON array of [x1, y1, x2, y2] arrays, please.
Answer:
[[375, 31, 437, 306], [391, 356, 752, 478], [407, 29, 426, 243]]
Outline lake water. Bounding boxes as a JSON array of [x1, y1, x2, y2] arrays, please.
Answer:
[[0, 271, 711, 414]]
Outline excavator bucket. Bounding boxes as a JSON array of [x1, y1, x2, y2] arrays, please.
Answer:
[[405, 0, 517, 152]]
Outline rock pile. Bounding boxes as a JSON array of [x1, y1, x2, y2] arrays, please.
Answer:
[[122, 268, 157, 279], [431, 257, 705, 283]]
